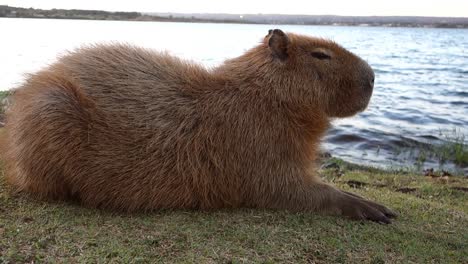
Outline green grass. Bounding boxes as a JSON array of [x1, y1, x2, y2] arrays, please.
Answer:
[[1, 156, 467, 263], [0, 90, 10, 102], [437, 128, 468, 167], [0, 91, 10, 122], [402, 128, 468, 170]]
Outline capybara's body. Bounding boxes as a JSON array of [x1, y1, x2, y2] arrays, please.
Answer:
[[3, 30, 396, 222]]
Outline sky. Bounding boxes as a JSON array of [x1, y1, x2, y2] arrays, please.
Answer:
[[1, 0, 467, 17]]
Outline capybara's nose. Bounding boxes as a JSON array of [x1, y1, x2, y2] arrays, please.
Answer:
[[365, 78, 374, 95], [362, 64, 375, 94], [368, 73, 375, 91]]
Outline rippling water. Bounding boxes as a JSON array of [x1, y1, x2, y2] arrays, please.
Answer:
[[1, 18, 467, 172]]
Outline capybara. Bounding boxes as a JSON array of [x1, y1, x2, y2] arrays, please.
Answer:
[[2, 29, 396, 223]]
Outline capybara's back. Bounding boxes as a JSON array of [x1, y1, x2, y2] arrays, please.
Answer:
[[4, 45, 214, 210], [3, 30, 396, 223]]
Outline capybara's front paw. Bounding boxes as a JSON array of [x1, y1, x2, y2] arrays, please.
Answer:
[[338, 191, 397, 224]]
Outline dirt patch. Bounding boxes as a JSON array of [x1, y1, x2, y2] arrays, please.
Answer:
[[345, 180, 368, 188], [396, 187, 418, 193], [451, 186, 468, 192]]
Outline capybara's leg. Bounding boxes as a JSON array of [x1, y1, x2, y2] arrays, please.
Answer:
[[4, 73, 92, 201], [341, 190, 397, 218], [330, 186, 397, 223], [3, 152, 72, 200], [262, 181, 396, 223]]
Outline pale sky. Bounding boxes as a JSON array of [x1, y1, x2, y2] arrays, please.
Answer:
[[1, 0, 467, 17]]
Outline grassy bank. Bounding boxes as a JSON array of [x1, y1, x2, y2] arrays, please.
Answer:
[[0, 155, 467, 263], [0, 91, 10, 125], [0, 90, 9, 101]]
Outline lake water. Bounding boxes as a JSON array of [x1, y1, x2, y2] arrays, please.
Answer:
[[1, 18, 467, 173]]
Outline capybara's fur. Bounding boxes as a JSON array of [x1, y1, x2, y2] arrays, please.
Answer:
[[2, 29, 396, 223]]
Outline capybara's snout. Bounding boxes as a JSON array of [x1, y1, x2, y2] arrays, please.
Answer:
[[361, 60, 375, 95]]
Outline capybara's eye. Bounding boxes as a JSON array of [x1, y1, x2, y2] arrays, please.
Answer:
[[311, 51, 331, 60]]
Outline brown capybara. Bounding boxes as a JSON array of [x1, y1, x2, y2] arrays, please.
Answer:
[[2, 29, 396, 223]]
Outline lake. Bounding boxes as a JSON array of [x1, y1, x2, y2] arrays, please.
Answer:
[[1, 18, 467, 173]]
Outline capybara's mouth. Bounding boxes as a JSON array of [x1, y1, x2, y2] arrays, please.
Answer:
[[356, 91, 373, 113]]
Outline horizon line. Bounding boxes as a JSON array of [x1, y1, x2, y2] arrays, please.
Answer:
[[2, 5, 467, 19]]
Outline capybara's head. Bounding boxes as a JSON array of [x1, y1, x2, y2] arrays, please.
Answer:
[[258, 29, 375, 118]]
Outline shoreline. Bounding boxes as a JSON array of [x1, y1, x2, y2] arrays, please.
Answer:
[[3, 16, 468, 29], [1, 5, 467, 29]]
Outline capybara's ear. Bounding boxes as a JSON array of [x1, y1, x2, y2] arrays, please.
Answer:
[[267, 29, 289, 61]]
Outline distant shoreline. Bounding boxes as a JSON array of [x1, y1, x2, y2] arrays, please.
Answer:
[[1, 5, 467, 29]]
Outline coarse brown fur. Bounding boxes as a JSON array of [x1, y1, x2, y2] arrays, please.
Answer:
[[1, 29, 396, 223]]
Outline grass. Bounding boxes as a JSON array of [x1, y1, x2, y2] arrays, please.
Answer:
[[0, 91, 11, 124], [436, 128, 468, 167], [0, 91, 10, 101], [398, 127, 468, 171], [0, 155, 467, 263]]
